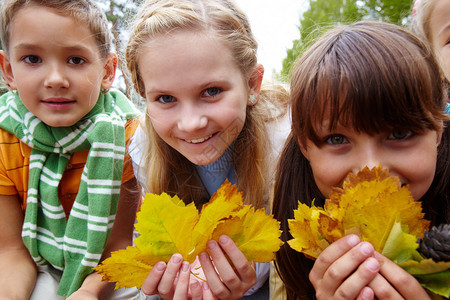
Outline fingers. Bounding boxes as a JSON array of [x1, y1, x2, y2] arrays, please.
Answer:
[[310, 234, 361, 285], [310, 235, 380, 299], [141, 261, 167, 295], [172, 262, 191, 300], [189, 281, 203, 300], [332, 257, 380, 299], [157, 253, 184, 298], [199, 235, 256, 299], [200, 282, 218, 300], [369, 252, 430, 300], [356, 287, 375, 300]]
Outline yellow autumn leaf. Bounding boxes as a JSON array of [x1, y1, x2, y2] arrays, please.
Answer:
[[288, 165, 430, 258], [212, 206, 283, 262], [95, 180, 282, 289], [94, 246, 157, 289], [191, 183, 244, 260], [134, 193, 199, 260]]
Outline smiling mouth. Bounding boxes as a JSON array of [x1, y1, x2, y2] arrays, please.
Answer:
[[185, 134, 213, 144]]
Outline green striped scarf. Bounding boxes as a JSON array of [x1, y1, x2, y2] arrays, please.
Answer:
[[0, 90, 139, 296]]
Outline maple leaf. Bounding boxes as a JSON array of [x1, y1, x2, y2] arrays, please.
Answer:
[[288, 165, 429, 256], [287, 165, 449, 297], [95, 180, 282, 289]]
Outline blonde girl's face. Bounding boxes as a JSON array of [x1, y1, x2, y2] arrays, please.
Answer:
[[300, 121, 442, 201], [429, 0, 450, 81], [137, 30, 261, 165], [0, 5, 116, 127]]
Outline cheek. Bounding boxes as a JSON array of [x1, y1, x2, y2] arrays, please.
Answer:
[[309, 160, 346, 198], [408, 159, 437, 201]]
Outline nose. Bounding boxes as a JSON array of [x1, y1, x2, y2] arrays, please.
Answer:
[[177, 104, 208, 132], [44, 63, 69, 89], [352, 143, 386, 174]]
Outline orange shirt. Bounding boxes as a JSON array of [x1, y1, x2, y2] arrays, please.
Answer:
[[0, 119, 139, 217]]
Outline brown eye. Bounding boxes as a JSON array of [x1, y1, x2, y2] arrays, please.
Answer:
[[23, 55, 41, 64], [325, 134, 347, 145], [68, 56, 85, 65], [388, 129, 413, 140]]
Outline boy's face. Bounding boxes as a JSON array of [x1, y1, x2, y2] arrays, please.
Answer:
[[430, 0, 450, 81], [0, 5, 116, 127]]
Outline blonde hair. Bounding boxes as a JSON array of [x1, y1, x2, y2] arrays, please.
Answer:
[[410, 0, 450, 80], [411, 0, 437, 42], [0, 0, 112, 58], [126, 0, 288, 208]]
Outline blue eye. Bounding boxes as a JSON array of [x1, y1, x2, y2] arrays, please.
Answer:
[[157, 95, 175, 104], [325, 134, 348, 145], [388, 129, 413, 140], [203, 87, 221, 97], [23, 55, 41, 64], [68, 56, 86, 65]]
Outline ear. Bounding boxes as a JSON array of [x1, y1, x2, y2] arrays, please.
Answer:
[[247, 64, 264, 106], [297, 136, 310, 161], [101, 53, 118, 90], [0, 50, 17, 90]]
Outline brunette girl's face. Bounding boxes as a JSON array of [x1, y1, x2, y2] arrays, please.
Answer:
[[429, 0, 450, 81], [137, 30, 262, 165], [300, 120, 442, 201]]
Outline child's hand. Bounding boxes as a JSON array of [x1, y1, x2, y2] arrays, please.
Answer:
[[309, 235, 379, 300], [367, 252, 430, 300], [198, 235, 257, 300], [309, 234, 430, 300], [140, 253, 215, 300]]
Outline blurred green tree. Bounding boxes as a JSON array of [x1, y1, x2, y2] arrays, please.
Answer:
[[279, 0, 413, 81]]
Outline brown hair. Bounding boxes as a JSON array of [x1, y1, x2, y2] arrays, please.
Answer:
[[273, 20, 449, 299], [126, 0, 288, 208], [0, 0, 112, 58]]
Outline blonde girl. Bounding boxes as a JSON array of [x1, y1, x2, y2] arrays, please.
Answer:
[[126, 0, 289, 299]]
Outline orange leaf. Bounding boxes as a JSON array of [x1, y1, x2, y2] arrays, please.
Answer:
[[288, 165, 430, 258]]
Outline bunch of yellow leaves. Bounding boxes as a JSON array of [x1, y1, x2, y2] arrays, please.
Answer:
[[95, 180, 282, 289], [288, 165, 450, 297]]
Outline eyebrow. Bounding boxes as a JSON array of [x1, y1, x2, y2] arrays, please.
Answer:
[[13, 43, 94, 53]]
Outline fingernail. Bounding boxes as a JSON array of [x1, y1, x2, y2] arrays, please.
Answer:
[[207, 240, 217, 250], [199, 252, 208, 262], [365, 257, 380, 272], [347, 234, 360, 247], [155, 261, 166, 271], [362, 288, 373, 299], [171, 254, 182, 264], [181, 261, 189, 272], [360, 242, 373, 256], [191, 281, 200, 290], [219, 235, 230, 245]]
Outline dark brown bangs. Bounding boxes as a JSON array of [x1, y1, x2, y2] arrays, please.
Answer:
[[292, 21, 446, 147]]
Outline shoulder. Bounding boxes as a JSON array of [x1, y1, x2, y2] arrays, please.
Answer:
[[0, 128, 30, 157]]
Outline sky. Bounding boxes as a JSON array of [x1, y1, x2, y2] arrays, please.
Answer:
[[235, 0, 308, 79]]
